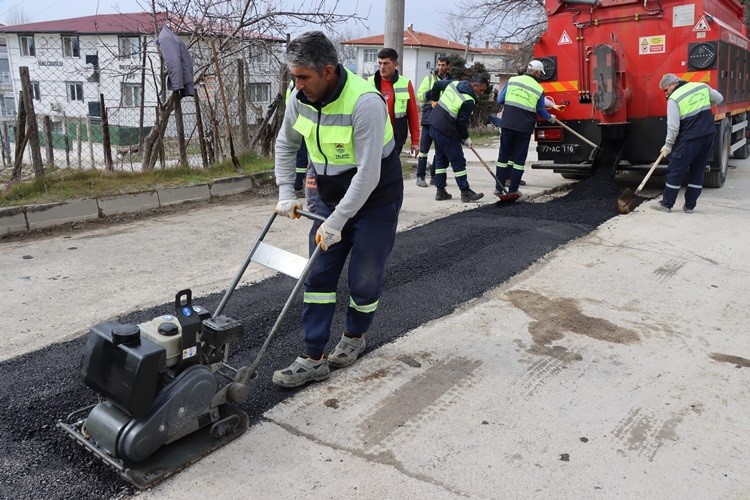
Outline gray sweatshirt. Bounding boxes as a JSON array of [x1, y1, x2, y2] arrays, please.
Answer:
[[275, 89, 391, 232]]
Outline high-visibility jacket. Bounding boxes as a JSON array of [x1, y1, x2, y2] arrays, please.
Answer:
[[427, 80, 477, 141], [369, 71, 412, 147], [501, 74, 544, 134], [669, 82, 716, 140], [292, 66, 401, 207], [417, 72, 451, 124]]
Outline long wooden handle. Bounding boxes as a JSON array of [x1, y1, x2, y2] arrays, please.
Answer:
[[556, 120, 599, 150], [635, 152, 666, 194]]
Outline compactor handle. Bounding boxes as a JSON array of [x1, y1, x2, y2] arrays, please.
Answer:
[[295, 208, 326, 223]]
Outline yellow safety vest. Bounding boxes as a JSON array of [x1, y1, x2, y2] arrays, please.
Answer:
[[436, 81, 474, 119], [670, 82, 711, 119], [294, 68, 394, 175], [505, 75, 543, 112], [368, 74, 410, 117]]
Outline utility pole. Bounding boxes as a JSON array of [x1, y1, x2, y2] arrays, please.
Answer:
[[464, 32, 472, 61], [384, 0, 405, 59]]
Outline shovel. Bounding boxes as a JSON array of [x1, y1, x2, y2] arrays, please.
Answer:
[[616, 152, 665, 214], [556, 120, 600, 161], [468, 145, 520, 201]]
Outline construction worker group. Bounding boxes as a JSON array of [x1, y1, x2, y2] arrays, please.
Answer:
[[270, 31, 558, 388], [271, 31, 723, 388]]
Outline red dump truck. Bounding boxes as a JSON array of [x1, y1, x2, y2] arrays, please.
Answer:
[[531, 0, 750, 187]]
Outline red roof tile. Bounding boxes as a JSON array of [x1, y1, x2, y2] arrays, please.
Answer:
[[343, 26, 469, 52], [0, 12, 170, 35]]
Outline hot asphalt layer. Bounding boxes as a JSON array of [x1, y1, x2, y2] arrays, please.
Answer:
[[0, 171, 622, 500]]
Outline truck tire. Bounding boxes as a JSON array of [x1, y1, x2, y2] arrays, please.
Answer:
[[706, 118, 730, 188]]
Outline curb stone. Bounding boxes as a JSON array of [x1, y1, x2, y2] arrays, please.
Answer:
[[0, 172, 274, 237]]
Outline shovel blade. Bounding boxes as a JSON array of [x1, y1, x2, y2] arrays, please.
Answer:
[[617, 188, 636, 214]]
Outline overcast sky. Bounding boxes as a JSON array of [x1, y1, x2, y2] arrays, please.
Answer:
[[5, 1, 450, 39]]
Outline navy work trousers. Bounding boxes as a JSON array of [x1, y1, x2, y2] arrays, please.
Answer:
[[662, 134, 715, 209], [416, 125, 436, 179], [302, 196, 402, 359], [429, 127, 470, 191], [496, 128, 532, 193]]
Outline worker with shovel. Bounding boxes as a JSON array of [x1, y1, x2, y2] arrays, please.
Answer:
[[427, 73, 489, 202], [495, 60, 556, 200], [653, 73, 723, 213], [272, 31, 404, 387]]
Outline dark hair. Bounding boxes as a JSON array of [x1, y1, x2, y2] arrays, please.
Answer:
[[437, 56, 450, 64], [469, 74, 490, 86], [286, 31, 338, 72], [377, 48, 399, 61]]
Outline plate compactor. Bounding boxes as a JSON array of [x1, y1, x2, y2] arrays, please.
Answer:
[[58, 209, 325, 489]]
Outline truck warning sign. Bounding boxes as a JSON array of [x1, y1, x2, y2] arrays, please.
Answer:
[[639, 35, 666, 54]]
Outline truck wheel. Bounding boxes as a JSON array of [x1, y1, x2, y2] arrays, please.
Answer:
[[706, 118, 730, 188]]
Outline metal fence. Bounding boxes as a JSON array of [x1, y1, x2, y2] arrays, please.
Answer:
[[0, 33, 285, 177]]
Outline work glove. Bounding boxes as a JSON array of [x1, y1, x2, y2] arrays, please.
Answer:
[[548, 114, 557, 124], [660, 144, 672, 156], [462, 137, 473, 148], [275, 199, 303, 219], [315, 220, 341, 251]]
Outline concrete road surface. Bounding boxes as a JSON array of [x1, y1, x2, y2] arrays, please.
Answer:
[[2, 144, 749, 499]]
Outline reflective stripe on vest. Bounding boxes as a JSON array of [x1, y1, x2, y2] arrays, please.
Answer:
[[505, 75, 543, 113], [368, 74, 410, 118], [294, 68, 394, 175], [285, 79, 294, 103], [670, 82, 712, 120], [437, 82, 473, 119]]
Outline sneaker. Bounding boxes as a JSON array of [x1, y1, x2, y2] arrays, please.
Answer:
[[272, 356, 330, 388], [652, 202, 672, 213], [328, 334, 366, 368], [416, 177, 428, 187], [504, 179, 526, 187], [294, 189, 305, 199], [682, 205, 694, 214], [461, 189, 484, 202], [435, 188, 452, 201]]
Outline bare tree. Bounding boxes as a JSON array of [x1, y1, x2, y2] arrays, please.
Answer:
[[328, 27, 364, 68], [6, 6, 29, 25], [137, 0, 365, 169], [445, 0, 547, 45]]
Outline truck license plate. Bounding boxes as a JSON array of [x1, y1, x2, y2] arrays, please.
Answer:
[[538, 144, 579, 154]]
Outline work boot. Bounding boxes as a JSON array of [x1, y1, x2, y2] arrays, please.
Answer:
[[682, 205, 694, 214], [416, 177, 428, 187], [504, 179, 526, 187], [461, 189, 484, 202], [328, 334, 366, 368], [652, 202, 672, 213], [435, 188, 452, 201], [272, 356, 330, 388], [429, 177, 435, 185]]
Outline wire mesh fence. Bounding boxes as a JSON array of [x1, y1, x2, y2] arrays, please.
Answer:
[[0, 32, 286, 178]]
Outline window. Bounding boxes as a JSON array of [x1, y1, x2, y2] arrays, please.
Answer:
[[19, 35, 35, 57], [66, 82, 84, 102], [119, 36, 141, 59], [121, 83, 142, 107], [363, 49, 378, 64], [0, 58, 10, 85], [248, 83, 271, 103], [31, 81, 41, 100], [2, 95, 15, 117], [250, 45, 270, 64], [62, 35, 80, 58]]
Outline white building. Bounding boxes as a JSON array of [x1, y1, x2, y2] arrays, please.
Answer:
[[0, 12, 284, 148], [342, 25, 524, 90]]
